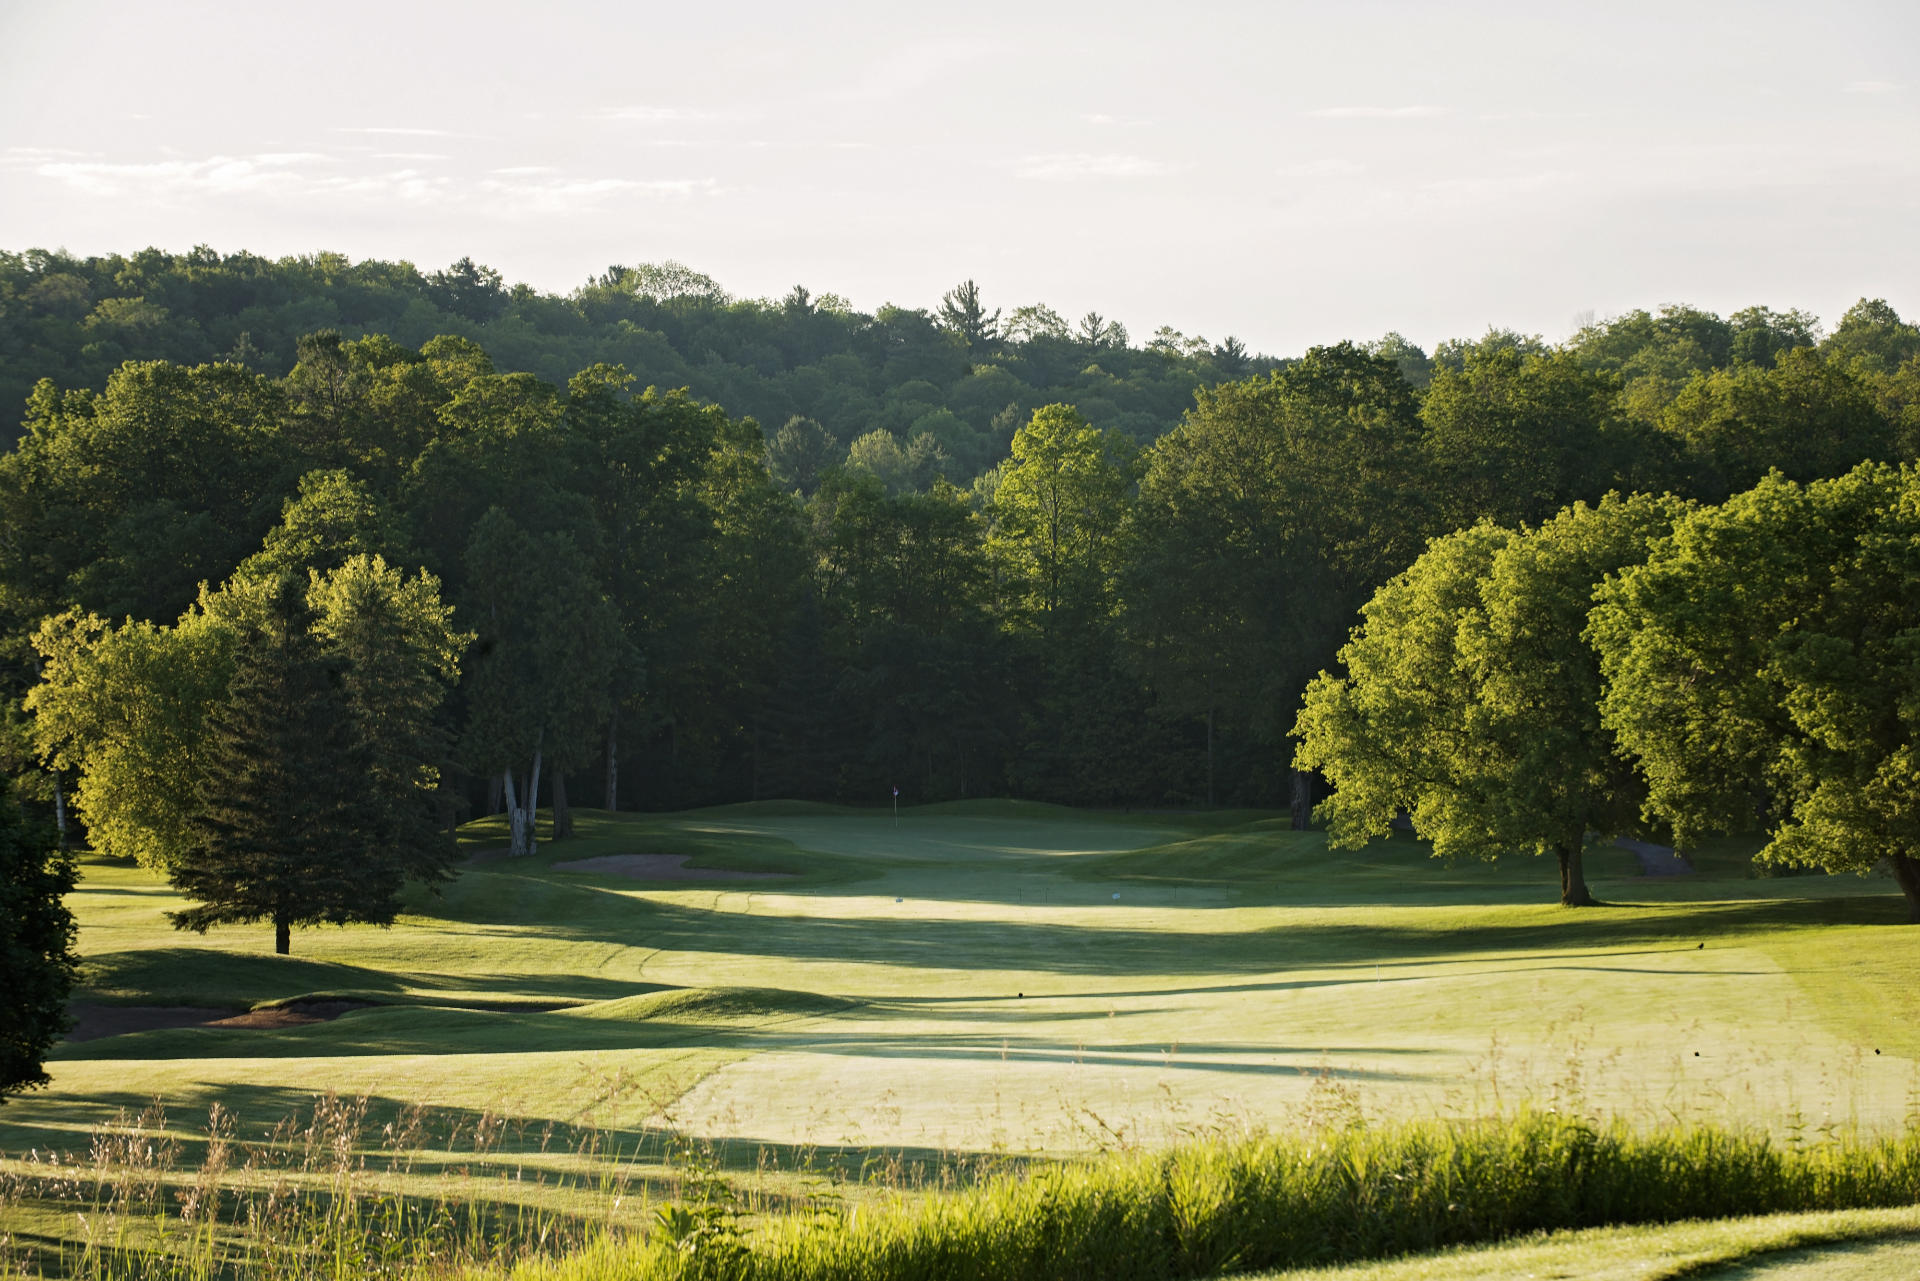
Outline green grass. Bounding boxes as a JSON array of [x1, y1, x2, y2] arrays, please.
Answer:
[[492, 1113, 1920, 1281], [6, 802, 1920, 1274], [1247, 1207, 1920, 1279]]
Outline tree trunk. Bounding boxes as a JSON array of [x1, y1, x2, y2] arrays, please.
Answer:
[[505, 739, 544, 860], [275, 917, 290, 955], [605, 715, 619, 813], [1205, 705, 1215, 810], [552, 767, 572, 839], [51, 769, 68, 850], [1556, 836, 1598, 907], [519, 737, 544, 858], [486, 773, 504, 816], [1889, 853, 1920, 924], [503, 768, 528, 857], [1289, 769, 1311, 832]]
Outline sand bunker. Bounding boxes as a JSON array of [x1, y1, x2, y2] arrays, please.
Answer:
[[66, 998, 375, 1042], [550, 854, 793, 882]]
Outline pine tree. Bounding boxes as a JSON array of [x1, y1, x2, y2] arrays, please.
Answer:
[[0, 776, 76, 1100], [170, 579, 391, 954]]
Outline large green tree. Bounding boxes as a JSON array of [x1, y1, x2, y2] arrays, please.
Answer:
[[1296, 494, 1683, 906], [29, 560, 465, 903], [307, 554, 466, 877], [988, 405, 1144, 802], [172, 578, 382, 954], [460, 508, 622, 855], [0, 774, 76, 1100], [1127, 344, 1428, 812], [28, 604, 233, 868], [1592, 463, 1920, 920]]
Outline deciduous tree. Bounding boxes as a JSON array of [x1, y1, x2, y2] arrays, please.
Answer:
[[1592, 463, 1920, 920], [0, 775, 76, 1100], [1296, 494, 1682, 906]]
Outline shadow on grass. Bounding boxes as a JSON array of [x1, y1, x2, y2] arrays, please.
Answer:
[[440, 886, 1915, 981], [0, 1082, 1050, 1194]]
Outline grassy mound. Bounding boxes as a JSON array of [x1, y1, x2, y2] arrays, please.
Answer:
[[569, 987, 857, 1025]]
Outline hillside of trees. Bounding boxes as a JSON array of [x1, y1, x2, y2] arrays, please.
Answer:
[[0, 248, 1282, 488], [3, 246, 1918, 833]]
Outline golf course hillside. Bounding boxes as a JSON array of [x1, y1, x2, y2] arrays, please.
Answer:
[[8, 802, 1920, 1275]]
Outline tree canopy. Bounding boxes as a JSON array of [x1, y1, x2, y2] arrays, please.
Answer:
[[1296, 494, 1684, 905], [4, 256, 1915, 845], [1593, 464, 1920, 920]]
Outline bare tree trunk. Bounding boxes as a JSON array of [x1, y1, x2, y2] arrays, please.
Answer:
[[1289, 769, 1311, 832], [1206, 705, 1215, 810], [552, 767, 572, 839], [1556, 835, 1598, 907], [51, 769, 68, 850], [604, 715, 619, 813], [522, 736, 544, 857], [503, 768, 528, 857], [1890, 853, 1920, 924], [504, 736, 544, 860], [486, 773, 504, 816], [275, 917, 290, 955]]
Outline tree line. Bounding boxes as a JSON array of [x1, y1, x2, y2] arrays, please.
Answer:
[[0, 247, 1274, 481], [3, 291, 1915, 835]]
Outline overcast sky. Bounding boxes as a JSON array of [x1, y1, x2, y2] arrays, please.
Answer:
[[1, 0, 1914, 356]]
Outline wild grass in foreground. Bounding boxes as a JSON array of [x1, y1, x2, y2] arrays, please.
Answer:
[[504, 1109, 1920, 1281], [15, 1099, 1920, 1279], [0, 1092, 648, 1280]]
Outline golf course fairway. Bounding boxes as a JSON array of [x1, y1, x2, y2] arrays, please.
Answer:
[[6, 801, 1920, 1269]]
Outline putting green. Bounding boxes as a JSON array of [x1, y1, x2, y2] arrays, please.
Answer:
[[8, 803, 1919, 1166]]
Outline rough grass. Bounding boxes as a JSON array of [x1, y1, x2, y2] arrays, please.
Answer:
[[499, 1114, 1920, 1281]]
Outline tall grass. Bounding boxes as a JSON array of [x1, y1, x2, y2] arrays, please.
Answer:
[[7, 1099, 1920, 1279], [518, 1111, 1920, 1281], [0, 1093, 647, 1280]]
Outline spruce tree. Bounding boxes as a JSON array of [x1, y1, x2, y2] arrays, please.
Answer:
[[170, 579, 392, 954], [0, 776, 77, 1100]]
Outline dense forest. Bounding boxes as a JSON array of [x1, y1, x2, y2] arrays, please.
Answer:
[[2, 245, 1917, 833], [0, 248, 1277, 485]]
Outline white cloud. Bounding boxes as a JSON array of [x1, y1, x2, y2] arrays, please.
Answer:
[[1081, 112, 1116, 125], [1308, 105, 1447, 119], [19, 149, 720, 217], [31, 152, 449, 206], [1018, 152, 1171, 180], [374, 152, 450, 161], [1, 146, 95, 163], [1844, 80, 1901, 94]]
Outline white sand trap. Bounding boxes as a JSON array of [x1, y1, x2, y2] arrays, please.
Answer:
[[550, 854, 794, 882]]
